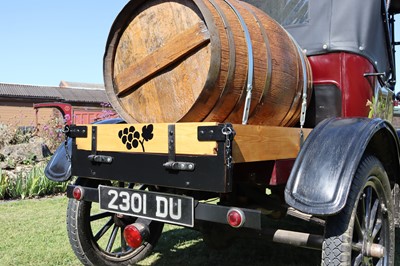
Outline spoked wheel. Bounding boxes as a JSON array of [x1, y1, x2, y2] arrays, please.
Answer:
[[322, 155, 394, 266], [67, 182, 164, 266]]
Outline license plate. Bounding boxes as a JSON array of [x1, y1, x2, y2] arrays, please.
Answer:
[[98, 185, 194, 227]]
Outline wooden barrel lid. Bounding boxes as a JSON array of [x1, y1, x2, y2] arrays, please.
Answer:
[[104, 0, 220, 123]]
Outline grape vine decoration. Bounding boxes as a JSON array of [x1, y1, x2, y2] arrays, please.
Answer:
[[118, 124, 154, 152]]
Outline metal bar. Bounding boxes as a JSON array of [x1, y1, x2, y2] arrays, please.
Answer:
[[167, 124, 176, 162], [223, 0, 254, 124], [286, 207, 326, 226], [267, 229, 323, 250], [67, 185, 99, 202], [383, 1, 396, 87], [91, 126, 97, 155], [195, 202, 262, 230]]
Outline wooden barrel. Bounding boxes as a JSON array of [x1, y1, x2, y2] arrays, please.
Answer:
[[104, 0, 312, 126]]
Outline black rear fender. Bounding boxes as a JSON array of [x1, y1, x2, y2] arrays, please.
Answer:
[[284, 118, 400, 216], [44, 118, 125, 182]]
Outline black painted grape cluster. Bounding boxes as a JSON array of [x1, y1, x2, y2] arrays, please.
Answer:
[[118, 124, 154, 152]]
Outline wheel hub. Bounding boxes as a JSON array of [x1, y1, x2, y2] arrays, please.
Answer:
[[364, 242, 385, 258]]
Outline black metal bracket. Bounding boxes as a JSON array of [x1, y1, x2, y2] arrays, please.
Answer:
[[88, 154, 113, 164], [198, 123, 235, 141], [167, 124, 176, 162], [66, 125, 88, 138], [91, 126, 97, 155], [198, 125, 226, 141], [163, 124, 195, 171], [86, 127, 114, 164]]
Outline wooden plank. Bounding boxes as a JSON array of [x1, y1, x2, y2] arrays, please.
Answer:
[[76, 123, 311, 162], [232, 125, 311, 162], [115, 21, 211, 96], [76, 123, 218, 155]]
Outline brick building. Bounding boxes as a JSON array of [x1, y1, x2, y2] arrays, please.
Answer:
[[0, 81, 114, 127]]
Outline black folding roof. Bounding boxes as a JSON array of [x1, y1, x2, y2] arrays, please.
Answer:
[[246, 0, 396, 82]]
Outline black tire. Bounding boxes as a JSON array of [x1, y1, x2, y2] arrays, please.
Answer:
[[321, 155, 395, 265], [67, 183, 164, 266]]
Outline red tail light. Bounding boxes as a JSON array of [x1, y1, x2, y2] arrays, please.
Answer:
[[123, 223, 150, 249], [72, 186, 84, 200], [227, 208, 245, 228]]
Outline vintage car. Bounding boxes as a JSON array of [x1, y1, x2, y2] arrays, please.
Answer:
[[46, 0, 400, 265]]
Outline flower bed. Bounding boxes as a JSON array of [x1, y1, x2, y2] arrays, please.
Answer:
[[0, 120, 68, 200]]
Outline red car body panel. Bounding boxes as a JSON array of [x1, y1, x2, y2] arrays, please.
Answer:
[[309, 52, 375, 118]]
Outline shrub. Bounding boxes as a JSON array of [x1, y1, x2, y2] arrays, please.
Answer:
[[38, 115, 64, 151], [0, 162, 69, 200], [0, 169, 8, 199], [0, 114, 69, 200]]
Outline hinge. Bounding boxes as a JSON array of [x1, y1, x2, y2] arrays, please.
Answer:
[[91, 126, 97, 155], [198, 124, 234, 141], [163, 124, 195, 171], [66, 125, 87, 138]]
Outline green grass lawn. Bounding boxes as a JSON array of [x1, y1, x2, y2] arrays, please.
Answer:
[[7, 195, 400, 265], [0, 196, 322, 266], [0, 196, 80, 266]]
